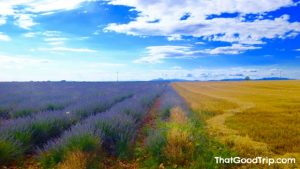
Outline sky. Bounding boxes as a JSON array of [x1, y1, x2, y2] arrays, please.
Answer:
[[0, 0, 300, 81]]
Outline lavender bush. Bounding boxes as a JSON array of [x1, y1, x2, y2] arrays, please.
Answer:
[[158, 86, 190, 119], [39, 82, 166, 167], [0, 82, 167, 167]]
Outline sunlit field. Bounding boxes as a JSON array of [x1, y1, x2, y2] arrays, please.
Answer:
[[1, 81, 299, 169], [173, 80, 300, 167], [0, 82, 230, 169]]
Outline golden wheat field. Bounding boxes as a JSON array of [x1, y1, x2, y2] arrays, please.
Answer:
[[173, 80, 300, 163]]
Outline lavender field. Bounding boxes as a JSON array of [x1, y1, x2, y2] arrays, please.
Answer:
[[0, 82, 162, 167], [0, 82, 234, 169], [0, 82, 191, 168]]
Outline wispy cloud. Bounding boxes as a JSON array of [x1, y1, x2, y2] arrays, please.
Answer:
[[37, 47, 97, 53], [23, 31, 73, 49], [23, 32, 37, 38], [44, 37, 68, 46], [24, 31, 84, 46], [167, 34, 182, 41], [24, 30, 95, 53], [195, 42, 205, 45], [201, 44, 261, 55], [24, 31, 64, 38], [134, 45, 199, 64], [0, 32, 11, 41], [135, 43, 261, 64], [0, 16, 6, 25]]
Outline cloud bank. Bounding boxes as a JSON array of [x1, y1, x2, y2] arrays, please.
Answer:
[[104, 0, 300, 63]]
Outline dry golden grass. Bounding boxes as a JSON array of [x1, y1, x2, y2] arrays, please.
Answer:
[[172, 83, 238, 120], [173, 80, 300, 161], [163, 107, 195, 166], [58, 150, 89, 169], [169, 106, 188, 124], [164, 127, 195, 166]]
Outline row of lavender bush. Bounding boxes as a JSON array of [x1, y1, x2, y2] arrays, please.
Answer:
[[0, 82, 132, 119], [141, 85, 193, 167], [38, 83, 166, 168], [0, 82, 166, 166], [158, 85, 190, 119]]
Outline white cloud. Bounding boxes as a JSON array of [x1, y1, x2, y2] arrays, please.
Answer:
[[44, 37, 68, 46], [77, 36, 90, 40], [86, 62, 125, 68], [44, 38, 68, 42], [135, 44, 261, 63], [295, 49, 300, 51], [107, 0, 295, 15], [0, 32, 11, 41], [134, 45, 199, 64], [195, 42, 205, 45], [37, 47, 97, 53], [201, 44, 261, 55], [167, 34, 182, 41], [25, 0, 98, 13], [0, 1, 98, 15], [25, 31, 94, 52], [172, 66, 183, 70], [0, 16, 6, 25], [104, 0, 300, 46], [23, 31, 70, 46], [23, 31, 64, 38], [42, 31, 64, 37], [0, 3, 15, 16], [47, 41, 65, 46], [23, 32, 37, 38], [0, 1, 98, 29], [14, 14, 37, 29]]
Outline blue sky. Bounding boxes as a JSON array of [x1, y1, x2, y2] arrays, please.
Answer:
[[0, 0, 300, 81]]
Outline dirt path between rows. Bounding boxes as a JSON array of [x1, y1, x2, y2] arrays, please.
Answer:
[[136, 98, 161, 145]]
